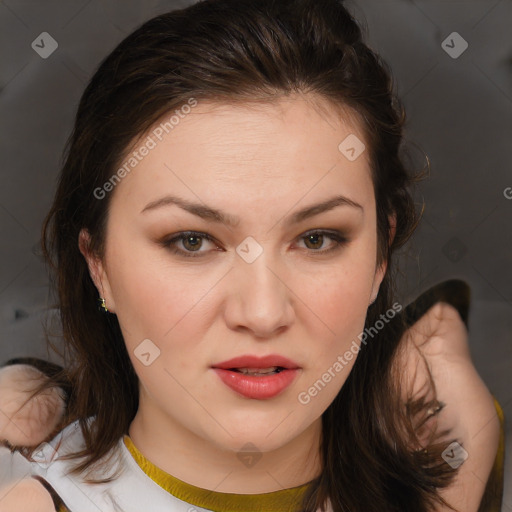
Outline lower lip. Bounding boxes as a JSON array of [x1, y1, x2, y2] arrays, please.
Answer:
[[212, 368, 299, 399]]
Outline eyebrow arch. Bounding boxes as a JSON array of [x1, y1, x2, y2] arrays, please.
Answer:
[[141, 194, 363, 228]]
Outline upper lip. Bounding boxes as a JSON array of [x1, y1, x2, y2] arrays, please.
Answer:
[[212, 354, 300, 370]]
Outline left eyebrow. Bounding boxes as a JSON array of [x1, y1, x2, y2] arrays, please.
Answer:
[[286, 195, 364, 226], [140, 193, 363, 228]]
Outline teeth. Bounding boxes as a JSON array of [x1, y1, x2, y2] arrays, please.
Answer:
[[234, 366, 282, 375]]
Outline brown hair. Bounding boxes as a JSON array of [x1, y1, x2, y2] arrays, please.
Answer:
[[38, 0, 460, 510]]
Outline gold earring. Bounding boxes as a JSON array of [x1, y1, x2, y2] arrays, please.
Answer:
[[98, 297, 108, 313]]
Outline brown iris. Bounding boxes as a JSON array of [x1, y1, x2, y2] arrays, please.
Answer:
[[303, 233, 324, 250], [182, 234, 203, 251]]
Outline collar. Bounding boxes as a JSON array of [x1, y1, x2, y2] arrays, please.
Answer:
[[123, 435, 313, 512]]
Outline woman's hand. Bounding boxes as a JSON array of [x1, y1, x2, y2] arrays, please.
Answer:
[[0, 364, 65, 448], [398, 302, 501, 512]]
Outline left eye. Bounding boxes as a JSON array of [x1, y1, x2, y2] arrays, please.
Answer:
[[161, 230, 348, 258], [297, 230, 348, 253]]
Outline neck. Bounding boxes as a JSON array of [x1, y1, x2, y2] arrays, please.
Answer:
[[128, 390, 323, 494]]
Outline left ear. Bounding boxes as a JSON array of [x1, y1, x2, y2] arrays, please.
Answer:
[[369, 213, 397, 304]]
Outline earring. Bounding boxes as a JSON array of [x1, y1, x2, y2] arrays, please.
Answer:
[[98, 297, 109, 313]]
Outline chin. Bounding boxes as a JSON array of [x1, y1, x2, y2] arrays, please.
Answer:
[[207, 412, 305, 452]]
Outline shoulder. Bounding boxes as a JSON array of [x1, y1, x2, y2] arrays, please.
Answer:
[[0, 421, 83, 512], [397, 302, 501, 511], [0, 478, 56, 512]]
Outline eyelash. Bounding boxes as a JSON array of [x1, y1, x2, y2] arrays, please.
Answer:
[[160, 230, 349, 258]]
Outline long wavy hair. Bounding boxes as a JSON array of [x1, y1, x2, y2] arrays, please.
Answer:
[[35, 0, 460, 510]]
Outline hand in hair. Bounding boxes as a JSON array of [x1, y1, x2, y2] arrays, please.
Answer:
[[0, 364, 65, 449], [397, 302, 500, 512]]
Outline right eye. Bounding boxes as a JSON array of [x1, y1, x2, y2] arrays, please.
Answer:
[[160, 231, 220, 258]]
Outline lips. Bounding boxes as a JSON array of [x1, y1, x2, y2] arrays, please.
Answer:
[[211, 355, 301, 399], [211, 354, 300, 371]]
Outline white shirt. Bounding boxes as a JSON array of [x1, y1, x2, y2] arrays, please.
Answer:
[[1, 420, 219, 512], [0, 420, 326, 512]]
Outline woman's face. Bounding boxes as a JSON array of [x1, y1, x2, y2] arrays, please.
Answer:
[[81, 94, 386, 456]]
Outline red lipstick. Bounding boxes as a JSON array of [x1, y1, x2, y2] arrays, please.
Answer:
[[211, 354, 300, 400]]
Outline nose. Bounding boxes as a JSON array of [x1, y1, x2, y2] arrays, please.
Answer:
[[223, 249, 295, 339]]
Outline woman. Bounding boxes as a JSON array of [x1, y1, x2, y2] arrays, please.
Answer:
[[0, 0, 502, 510]]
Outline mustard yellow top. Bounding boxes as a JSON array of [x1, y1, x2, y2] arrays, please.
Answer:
[[121, 396, 506, 512]]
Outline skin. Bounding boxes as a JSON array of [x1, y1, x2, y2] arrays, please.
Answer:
[[0, 479, 56, 512], [82, 94, 388, 493]]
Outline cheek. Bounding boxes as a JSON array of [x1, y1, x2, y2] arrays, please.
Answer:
[[300, 248, 377, 372], [308, 255, 376, 331], [316, 273, 369, 332], [307, 282, 369, 370], [105, 239, 221, 352], [295, 273, 371, 410]]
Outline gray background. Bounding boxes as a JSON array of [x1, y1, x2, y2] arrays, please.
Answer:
[[0, 0, 511, 508]]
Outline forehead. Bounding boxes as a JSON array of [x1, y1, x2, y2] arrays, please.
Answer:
[[109, 94, 374, 217]]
